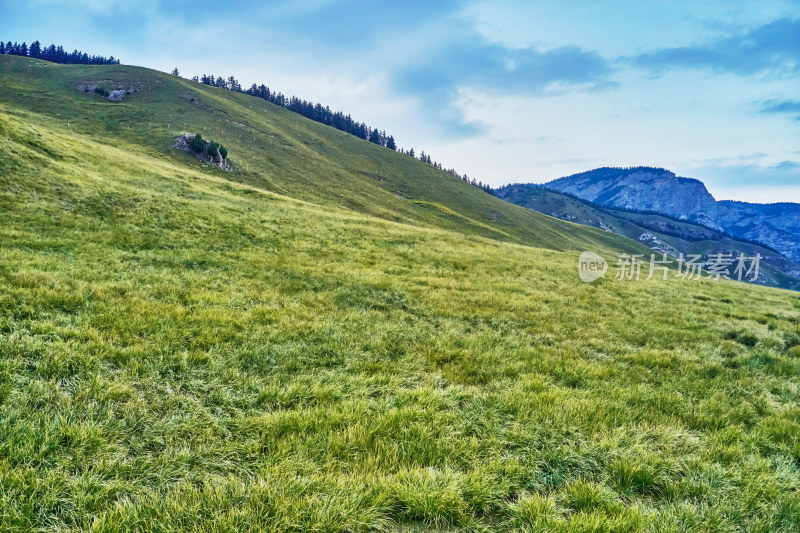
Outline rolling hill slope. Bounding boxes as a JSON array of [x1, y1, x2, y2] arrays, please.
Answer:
[[0, 55, 648, 257], [1, 56, 800, 532]]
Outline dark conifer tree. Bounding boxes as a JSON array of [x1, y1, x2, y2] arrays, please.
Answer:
[[368, 128, 382, 145]]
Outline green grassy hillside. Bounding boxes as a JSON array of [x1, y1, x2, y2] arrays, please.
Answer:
[[0, 55, 647, 256], [1, 56, 800, 532]]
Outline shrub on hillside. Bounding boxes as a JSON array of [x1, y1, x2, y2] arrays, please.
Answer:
[[206, 141, 220, 159], [184, 134, 228, 164], [189, 133, 205, 153]]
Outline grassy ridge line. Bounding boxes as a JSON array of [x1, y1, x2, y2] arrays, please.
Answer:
[[0, 55, 655, 258]]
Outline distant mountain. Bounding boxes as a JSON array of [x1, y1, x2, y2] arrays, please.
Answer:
[[717, 201, 800, 264], [546, 167, 721, 229], [542, 167, 800, 265], [495, 185, 800, 291]]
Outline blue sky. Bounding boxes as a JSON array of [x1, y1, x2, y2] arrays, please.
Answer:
[[3, 0, 799, 201]]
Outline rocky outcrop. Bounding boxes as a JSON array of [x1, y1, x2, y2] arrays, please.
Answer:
[[637, 232, 676, 256], [77, 83, 137, 101], [173, 134, 233, 172]]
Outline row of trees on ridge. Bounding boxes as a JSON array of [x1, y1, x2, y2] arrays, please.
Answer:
[[185, 71, 493, 195], [0, 39, 120, 64]]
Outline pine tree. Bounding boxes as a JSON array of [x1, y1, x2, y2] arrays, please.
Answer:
[[20, 42, 28, 57], [206, 141, 220, 160], [368, 128, 382, 145], [386, 136, 396, 151], [171, 67, 180, 76], [0, 42, 5, 55], [29, 41, 41, 58]]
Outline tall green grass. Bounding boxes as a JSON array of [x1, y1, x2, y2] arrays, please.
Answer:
[[0, 57, 799, 531]]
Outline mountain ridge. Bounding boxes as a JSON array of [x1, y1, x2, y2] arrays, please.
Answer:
[[539, 166, 800, 264], [495, 184, 800, 290]]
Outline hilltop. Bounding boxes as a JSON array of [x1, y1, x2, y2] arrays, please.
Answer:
[[1, 56, 800, 531]]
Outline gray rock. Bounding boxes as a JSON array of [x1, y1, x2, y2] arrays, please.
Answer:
[[106, 89, 127, 101]]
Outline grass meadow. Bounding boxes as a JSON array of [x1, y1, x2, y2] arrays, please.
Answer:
[[1, 57, 799, 531]]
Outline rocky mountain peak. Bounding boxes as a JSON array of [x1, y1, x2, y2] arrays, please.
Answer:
[[546, 167, 721, 230]]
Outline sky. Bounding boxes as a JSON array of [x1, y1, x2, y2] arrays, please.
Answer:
[[3, 0, 799, 202]]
